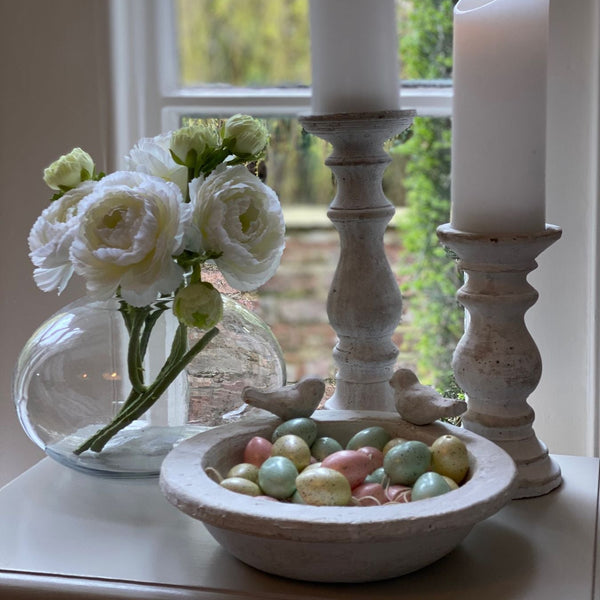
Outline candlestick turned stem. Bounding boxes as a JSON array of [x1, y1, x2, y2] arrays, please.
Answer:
[[300, 111, 415, 411], [437, 223, 562, 499]]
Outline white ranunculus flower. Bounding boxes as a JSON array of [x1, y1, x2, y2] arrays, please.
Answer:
[[28, 180, 98, 293], [70, 171, 188, 307], [43, 148, 95, 191], [189, 165, 285, 291], [223, 114, 269, 157], [124, 133, 188, 198]]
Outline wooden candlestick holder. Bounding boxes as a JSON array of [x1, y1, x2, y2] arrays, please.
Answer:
[[437, 223, 563, 499], [299, 110, 415, 412]]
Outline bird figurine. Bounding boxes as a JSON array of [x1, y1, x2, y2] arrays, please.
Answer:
[[242, 376, 326, 421], [389, 368, 467, 426]]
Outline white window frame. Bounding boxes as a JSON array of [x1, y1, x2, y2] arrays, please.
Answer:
[[109, 0, 600, 458]]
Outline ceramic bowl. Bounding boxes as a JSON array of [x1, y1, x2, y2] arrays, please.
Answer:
[[160, 410, 517, 583]]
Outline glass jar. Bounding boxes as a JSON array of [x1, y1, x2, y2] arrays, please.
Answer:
[[13, 295, 286, 477]]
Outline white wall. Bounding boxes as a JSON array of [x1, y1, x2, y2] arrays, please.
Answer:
[[0, 1, 113, 486], [528, 0, 600, 457]]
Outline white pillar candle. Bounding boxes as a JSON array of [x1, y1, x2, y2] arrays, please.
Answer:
[[451, 0, 549, 234], [309, 0, 400, 114]]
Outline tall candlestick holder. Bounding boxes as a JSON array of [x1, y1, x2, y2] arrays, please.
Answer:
[[299, 110, 415, 412], [437, 223, 562, 499]]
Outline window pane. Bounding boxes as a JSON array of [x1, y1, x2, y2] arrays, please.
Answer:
[[180, 115, 461, 392], [174, 0, 452, 88]]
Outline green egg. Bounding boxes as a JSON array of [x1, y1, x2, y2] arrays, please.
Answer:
[[383, 440, 432, 486], [411, 472, 452, 501], [346, 426, 391, 451], [258, 456, 298, 499], [311, 436, 343, 461], [364, 466, 388, 485], [272, 418, 318, 446]]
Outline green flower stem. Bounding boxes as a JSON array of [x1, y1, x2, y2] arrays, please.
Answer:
[[73, 326, 219, 455], [127, 307, 150, 394]]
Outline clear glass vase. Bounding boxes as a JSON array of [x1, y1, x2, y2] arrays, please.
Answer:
[[13, 295, 286, 478]]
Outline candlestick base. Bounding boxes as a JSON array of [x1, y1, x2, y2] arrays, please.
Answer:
[[300, 110, 415, 412], [437, 223, 562, 499]]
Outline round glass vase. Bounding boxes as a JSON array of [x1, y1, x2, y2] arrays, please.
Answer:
[[13, 295, 286, 478]]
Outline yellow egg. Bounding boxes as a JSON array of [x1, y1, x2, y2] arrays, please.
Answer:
[[271, 434, 312, 471], [295, 467, 352, 506], [220, 477, 261, 496], [226, 462, 260, 484], [431, 434, 469, 484]]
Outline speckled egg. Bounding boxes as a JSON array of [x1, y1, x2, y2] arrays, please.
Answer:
[[346, 426, 391, 451], [386, 485, 412, 503], [356, 446, 384, 471], [431, 434, 470, 484], [226, 462, 260, 484], [272, 418, 318, 446], [258, 456, 298, 499], [220, 477, 261, 497], [243, 436, 273, 467], [321, 450, 373, 488], [271, 434, 312, 471], [383, 440, 432, 486], [411, 471, 452, 501], [352, 482, 388, 506], [295, 467, 352, 506], [311, 436, 343, 461], [382, 437, 407, 456], [364, 466, 388, 485]]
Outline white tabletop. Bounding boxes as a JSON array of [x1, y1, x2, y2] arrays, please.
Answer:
[[0, 455, 598, 599]]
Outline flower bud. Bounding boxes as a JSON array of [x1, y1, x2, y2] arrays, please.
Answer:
[[223, 114, 269, 158], [173, 281, 223, 329], [43, 148, 95, 191], [170, 125, 219, 168]]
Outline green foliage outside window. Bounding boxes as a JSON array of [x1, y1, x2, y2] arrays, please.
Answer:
[[395, 0, 464, 396]]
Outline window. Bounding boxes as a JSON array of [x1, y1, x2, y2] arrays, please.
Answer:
[[110, 0, 600, 457]]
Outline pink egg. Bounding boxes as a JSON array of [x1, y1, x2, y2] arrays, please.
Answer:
[[243, 436, 273, 467], [356, 446, 384, 471], [386, 485, 412, 503], [321, 450, 373, 489], [352, 482, 388, 506]]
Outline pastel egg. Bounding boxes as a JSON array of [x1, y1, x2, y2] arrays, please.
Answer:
[[271, 434, 312, 471], [321, 450, 373, 488], [383, 440, 431, 486], [386, 484, 412, 503], [243, 436, 273, 467], [272, 418, 318, 446], [352, 482, 388, 506], [411, 471, 452, 501], [295, 467, 352, 506], [220, 477, 261, 497], [364, 466, 388, 486], [311, 436, 343, 461], [431, 434, 470, 484], [356, 446, 384, 471], [226, 462, 260, 484], [258, 456, 298, 499], [346, 426, 391, 451], [383, 437, 407, 456]]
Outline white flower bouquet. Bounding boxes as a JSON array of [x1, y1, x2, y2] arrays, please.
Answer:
[[28, 115, 285, 455]]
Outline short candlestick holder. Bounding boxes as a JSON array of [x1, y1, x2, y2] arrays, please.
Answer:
[[437, 223, 562, 499], [300, 110, 415, 412]]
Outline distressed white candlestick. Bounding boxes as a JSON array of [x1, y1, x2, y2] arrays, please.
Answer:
[[300, 111, 414, 411], [437, 223, 562, 499]]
